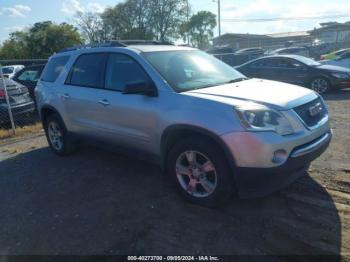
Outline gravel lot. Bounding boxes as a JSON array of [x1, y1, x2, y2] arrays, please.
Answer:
[[0, 89, 349, 257]]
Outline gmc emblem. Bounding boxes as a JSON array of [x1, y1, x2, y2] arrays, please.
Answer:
[[309, 102, 323, 117]]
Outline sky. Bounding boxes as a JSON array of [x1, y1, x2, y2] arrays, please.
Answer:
[[1, 0, 350, 44]]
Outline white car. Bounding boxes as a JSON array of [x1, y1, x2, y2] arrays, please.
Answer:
[[1, 65, 25, 79], [321, 51, 350, 69]]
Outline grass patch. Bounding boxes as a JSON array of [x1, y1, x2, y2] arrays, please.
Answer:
[[0, 123, 43, 140]]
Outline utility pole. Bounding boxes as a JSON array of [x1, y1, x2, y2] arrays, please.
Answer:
[[218, 0, 221, 37], [186, 0, 190, 45], [213, 0, 221, 40]]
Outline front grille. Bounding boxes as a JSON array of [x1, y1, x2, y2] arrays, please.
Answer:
[[293, 97, 327, 127]]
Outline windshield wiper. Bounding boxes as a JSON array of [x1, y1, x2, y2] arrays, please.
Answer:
[[225, 77, 249, 84]]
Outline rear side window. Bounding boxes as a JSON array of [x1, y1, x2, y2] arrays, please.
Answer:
[[41, 56, 69, 82], [67, 53, 107, 88], [105, 53, 150, 91], [18, 69, 41, 81]]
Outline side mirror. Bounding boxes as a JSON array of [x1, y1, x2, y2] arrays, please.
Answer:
[[123, 81, 158, 97]]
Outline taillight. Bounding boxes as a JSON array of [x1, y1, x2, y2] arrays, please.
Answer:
[[0, 90, 5, 98]]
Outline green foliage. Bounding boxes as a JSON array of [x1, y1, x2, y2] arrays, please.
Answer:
[[0, 21, 82, 59], [78, 0, 188, 43], [182, 11, 217, 49]]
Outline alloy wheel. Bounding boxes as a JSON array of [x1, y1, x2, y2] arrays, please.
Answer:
[[175, 150, 217, 198], [48, 121, 63, 151], [311, 78, 329, 94]]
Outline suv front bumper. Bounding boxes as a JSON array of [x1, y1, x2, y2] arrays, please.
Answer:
[[221, 127, 332, 198]]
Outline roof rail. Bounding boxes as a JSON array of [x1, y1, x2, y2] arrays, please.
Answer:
[[114, 40, 174, 46], [57, 40, 173, 53], [57, 41, 126, 53]]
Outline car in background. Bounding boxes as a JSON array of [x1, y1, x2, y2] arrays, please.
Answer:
[[1, 65, 25, 79], [320, 51, 350, 69], [320, 48, 350, 61], [269, 47, 310, 57], [207, 47, 264, 67], [13, 64, 46, 102], [235, 55, 350, 94], [0, 77, 35, 124]]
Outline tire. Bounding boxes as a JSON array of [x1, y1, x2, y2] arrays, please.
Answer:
[[310, 77, 331, 94], [44, 113, 77, 156], [167, 137, 235, 207]]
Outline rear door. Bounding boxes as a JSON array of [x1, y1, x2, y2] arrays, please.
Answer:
[[273, 58, 308, 85], [248, 58, 282, 80], [60, 52, 109, 137]]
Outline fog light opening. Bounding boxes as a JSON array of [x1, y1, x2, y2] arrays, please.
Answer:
[[272, 149, 287, 164]]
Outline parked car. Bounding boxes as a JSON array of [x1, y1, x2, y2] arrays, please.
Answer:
[[0, 77, 36, 124], [36, 42, 331, 207], [208, 47, 264, 67], [320, 51, 350, 69], [1, 65, 25, 79], [236, 55, 350, 94], [270, 47, 310, 57], [320, 48, 350, 61], [13, 64, 46, 102]]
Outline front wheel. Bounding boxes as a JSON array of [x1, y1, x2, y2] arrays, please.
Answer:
[[310, 77, 330, 94], [167, 137, 235, 207]]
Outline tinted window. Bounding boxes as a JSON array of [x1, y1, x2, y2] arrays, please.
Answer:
[[340, 52, 350, 59], [69, 53, 107, 88], [18, 69, 40, 81], [105, 53, 150, 91], [252, 58, 278, 68], [41, 56, 69, 82]]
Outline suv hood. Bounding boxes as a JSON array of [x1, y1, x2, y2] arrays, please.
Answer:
[[184, 78, 318, 110]]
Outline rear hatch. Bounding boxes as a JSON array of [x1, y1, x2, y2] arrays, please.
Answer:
[[0, 78, 32, 106]]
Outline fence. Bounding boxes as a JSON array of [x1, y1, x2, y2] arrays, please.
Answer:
[[0, 64, 40, 137]]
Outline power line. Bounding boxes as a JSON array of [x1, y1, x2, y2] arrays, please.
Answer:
[[222, 14, 349, 23]]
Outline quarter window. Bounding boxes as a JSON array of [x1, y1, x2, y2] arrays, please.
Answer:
[[105, 53, 150, 91], [68, 53, 107, 88]]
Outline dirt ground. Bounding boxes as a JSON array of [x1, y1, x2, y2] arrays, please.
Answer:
[[0, 89, 349, 258]]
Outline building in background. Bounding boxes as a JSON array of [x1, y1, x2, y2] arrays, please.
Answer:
[[213, 21, 350, 52], [309, 22, 350, 43]]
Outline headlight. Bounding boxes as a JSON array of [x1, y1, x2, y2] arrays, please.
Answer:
[[235, 105, 294, 135], [331, 72, 349, 79]]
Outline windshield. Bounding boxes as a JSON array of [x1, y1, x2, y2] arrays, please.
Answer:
[[142, 50, 246, 92], [295, 56, 321, 66], [2, 67, 14, 74]]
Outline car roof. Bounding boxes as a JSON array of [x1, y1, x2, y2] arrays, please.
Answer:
[[52, 44, 196, 58], [238, 54, 308, 67]]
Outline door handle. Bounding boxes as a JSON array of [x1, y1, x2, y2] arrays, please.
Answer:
[[61, 93, 70, 99], [98, 99, 110, 106]]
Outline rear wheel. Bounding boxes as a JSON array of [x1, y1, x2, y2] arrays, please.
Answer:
[[310, 77, 330, 94], [44, 114, 77, 155], [167, 137, 235, 207]]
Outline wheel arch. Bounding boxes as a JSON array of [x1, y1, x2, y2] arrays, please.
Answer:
[[40, 105, 65, 127], [160, 124, 237, 174]]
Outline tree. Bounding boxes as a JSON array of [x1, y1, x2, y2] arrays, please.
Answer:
[[0, 21, 82, 59], [100, 0, 154, 41], [148, 0, 188, 41], [185, 11, 216, 49], [0, 31, 30, 59], [75, 11, 106, 43]]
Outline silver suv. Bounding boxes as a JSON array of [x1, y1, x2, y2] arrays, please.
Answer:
[[35, 42, 331, 207]]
